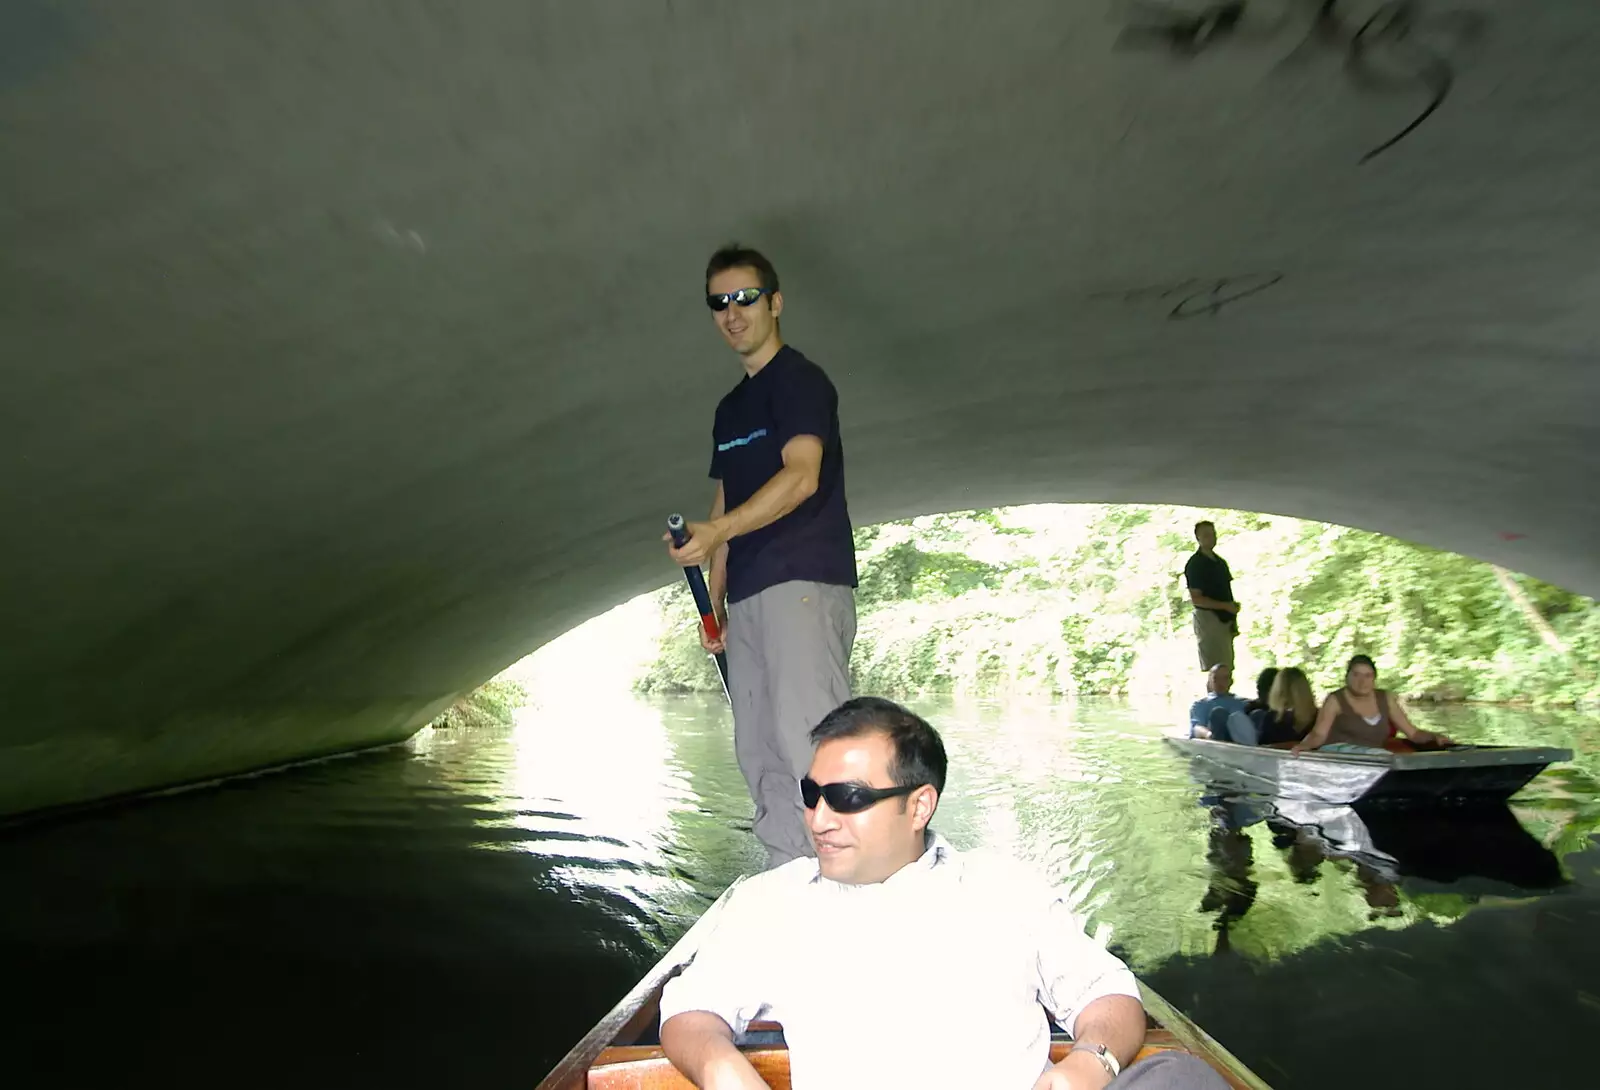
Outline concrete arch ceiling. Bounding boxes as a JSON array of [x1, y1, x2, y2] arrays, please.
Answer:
[[3, 1, 1597, 816]]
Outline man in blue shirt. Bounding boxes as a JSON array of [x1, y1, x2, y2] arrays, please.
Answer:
[[666, 244, 858, 867], [1188, 664, 1255, 744]]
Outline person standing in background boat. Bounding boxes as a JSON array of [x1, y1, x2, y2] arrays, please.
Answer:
[[1183, 521, 1239, 671], [658, 697, 1231, 1090], [1292, 654, 1453, 753], [665, 244, 858, 869]]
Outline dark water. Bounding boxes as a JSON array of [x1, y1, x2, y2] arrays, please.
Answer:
[[4, 692, 1598, 1088]]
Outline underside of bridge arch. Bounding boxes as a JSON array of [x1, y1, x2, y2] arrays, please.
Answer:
[[3, 1, 1596, 816]]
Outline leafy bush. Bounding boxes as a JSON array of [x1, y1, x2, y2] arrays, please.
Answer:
[[431, 678, 528, 729]]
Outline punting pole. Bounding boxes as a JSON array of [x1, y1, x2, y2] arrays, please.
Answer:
[[667, 513, 732, 701]]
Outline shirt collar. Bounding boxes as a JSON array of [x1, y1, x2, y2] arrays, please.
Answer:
[[806, 829, 954, 886], [918, 830, 954, 870]]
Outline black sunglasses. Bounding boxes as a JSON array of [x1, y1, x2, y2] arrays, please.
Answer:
[[705, 287, 774, 312], [800, 776, 919, 815]]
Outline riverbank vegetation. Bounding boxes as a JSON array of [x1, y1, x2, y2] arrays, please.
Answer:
[[636, 505, 1600, 706], [430, 678, 528, 729]]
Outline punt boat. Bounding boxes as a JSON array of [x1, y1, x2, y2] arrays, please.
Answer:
[[1164, 733, 1571, 806], [535, 877, 1272, 1090]]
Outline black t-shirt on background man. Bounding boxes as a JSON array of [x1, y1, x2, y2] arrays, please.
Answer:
[[1184, 549, 1235, 622], [709, 345, 857, 604]]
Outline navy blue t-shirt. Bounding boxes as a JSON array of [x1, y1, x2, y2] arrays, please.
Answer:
[[1184, 549, 1235, 621], [708, 345, 857, 604]]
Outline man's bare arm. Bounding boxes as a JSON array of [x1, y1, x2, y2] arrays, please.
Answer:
[[1036, 995, 1146, 1089], [666, 436, 824, 567], [716, 434, 823, 539], [1188, 589, 1239, 613], [707, 482, 729, 619], [660, 1011, 767, 1090], [1071, 994, 1145, 1069]]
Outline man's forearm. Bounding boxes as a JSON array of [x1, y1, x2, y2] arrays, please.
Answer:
[[706, 487, 729, 611], [713, 464, 817, 542], [708, 549, 728, 613], [1070, 994, 1146, 1070], [660, 1012, 763, 1089], [1191, 594, 1236, 611]]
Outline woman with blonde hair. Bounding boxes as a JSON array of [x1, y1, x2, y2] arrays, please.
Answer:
[[1251, 666, 1317, 744]]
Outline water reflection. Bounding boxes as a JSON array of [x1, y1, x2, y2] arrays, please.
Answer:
[[0, 739, 658, 1086], [0, 692, 1594, 1090], [1194, 792, 1567, 949]]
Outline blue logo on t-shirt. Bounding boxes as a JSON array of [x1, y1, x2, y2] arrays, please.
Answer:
[[716, 428, 768, 453]]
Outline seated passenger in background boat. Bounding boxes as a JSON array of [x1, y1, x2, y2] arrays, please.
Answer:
[[659, 697, 1229, 1090], [1292, 655, 1452, 754], [1250, 666, 1316, 745], [1188, 664, 1255, 745], [1242, 667, 1278, 718]]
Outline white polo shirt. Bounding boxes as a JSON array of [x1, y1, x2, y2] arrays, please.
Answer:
[[659, 833, 1142, 1089]]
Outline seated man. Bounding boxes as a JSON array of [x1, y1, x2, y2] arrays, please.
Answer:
[[1187, 664, 1255, 745], [659, 697, 1230, 1090]]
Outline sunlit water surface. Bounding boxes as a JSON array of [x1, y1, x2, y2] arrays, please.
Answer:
[[3, 693, 1597, 1088]]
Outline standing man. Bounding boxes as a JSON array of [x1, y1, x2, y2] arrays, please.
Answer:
[[1184, 520, 1240, 671], [666, 244, 858, 868]]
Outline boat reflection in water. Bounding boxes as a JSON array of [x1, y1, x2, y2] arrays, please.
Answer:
[[1188, 763, 1565, 945]]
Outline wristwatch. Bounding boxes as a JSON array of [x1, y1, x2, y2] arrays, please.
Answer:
[[1075, 1043, 1121, 1081]]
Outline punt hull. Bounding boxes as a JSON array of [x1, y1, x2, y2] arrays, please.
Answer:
[[1164, 735, 1571, 806]]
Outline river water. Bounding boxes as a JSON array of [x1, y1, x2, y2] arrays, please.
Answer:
[[3, 692, 1597, 1088]]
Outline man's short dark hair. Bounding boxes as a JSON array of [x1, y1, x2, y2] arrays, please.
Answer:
[[705, 243, 780, 295], [809, 696, 947, 795], [1195, 520, 1215, 537]]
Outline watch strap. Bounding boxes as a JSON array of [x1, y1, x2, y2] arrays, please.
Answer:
[[1076, 1043, 1121, 1080]]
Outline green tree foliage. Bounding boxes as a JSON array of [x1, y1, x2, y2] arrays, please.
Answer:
[[429, 678, 529, 729], [635, 584, 724, 694], [636, 506, 1600, 705]]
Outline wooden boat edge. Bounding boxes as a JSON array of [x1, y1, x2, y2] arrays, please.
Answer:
[[536, 877, 751, 1090], [1137, 981, 1273, 1090]]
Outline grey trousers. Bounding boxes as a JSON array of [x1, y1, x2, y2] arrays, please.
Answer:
[[724, 580, 856, 868], [1111, 1052, 1231, 1090]]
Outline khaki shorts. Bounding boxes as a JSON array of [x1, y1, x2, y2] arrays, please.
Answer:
[[1193, 609, 1235, 671]]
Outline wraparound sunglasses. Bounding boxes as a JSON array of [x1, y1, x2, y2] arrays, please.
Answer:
[[800, 776, 919, 815], [706, 287, 775, 311]]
